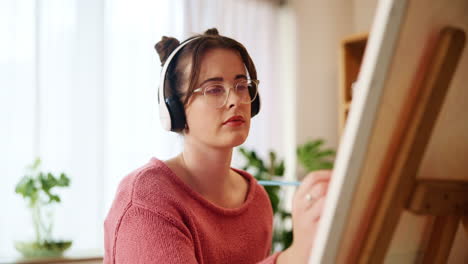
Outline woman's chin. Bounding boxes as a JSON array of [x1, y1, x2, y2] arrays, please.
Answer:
[[220, 133, 248, 148]]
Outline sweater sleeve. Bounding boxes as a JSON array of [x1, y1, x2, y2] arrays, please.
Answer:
[[111, 205, 199, 264]]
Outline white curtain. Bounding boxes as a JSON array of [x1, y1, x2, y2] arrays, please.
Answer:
[[0, 0, 282, 256]]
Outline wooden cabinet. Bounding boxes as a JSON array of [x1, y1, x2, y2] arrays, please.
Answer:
[[339, 33, 368, 136]]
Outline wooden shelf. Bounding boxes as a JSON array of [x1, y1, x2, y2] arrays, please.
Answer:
[[339, 33, 368, 136]]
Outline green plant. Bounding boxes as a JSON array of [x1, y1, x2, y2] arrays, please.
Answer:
[[238, 147, 292, 252], [297, 139, 336, 172], [15, 157, 72, 257], [238, 140, 335, 252]]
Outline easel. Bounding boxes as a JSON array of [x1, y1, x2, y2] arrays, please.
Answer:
[[352, 27, 467, 263], [310, 0, 468, 262]]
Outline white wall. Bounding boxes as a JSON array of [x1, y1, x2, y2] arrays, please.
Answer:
[[288, 0, 353, 177], [354, 0, 378, 33], [281, 0, 377, 178]]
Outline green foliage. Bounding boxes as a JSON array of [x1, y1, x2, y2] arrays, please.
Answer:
[[238, 147, 292, 251], [297, 139, 336, 172], [238, 140, 335, 252], [238, 148, 285, 213], [15, 158, 70, 208], [15, 157, 71, 243]]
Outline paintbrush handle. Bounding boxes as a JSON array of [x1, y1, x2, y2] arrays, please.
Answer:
[[257, 180, 301, 186]]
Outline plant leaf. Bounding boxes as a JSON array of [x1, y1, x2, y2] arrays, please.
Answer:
[[297, 139, 335, 172], [57, 173, 70, 187], [49, 194, 61, 203]]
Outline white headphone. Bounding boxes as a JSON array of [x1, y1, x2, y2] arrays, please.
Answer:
[[158, 37, 201, 131]]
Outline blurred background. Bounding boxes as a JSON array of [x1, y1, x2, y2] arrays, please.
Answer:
[[0, 0, 377, 259]]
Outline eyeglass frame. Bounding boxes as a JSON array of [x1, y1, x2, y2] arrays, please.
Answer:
[[189, 79, 260, 108]]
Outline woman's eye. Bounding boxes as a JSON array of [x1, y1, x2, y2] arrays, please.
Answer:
[[236, 83, 249, 92], [205, 85, 225, 95]]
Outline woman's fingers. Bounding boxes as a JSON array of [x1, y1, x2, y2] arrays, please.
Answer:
[[294, 170, 331, 211], [288, 170, 332, 261], [296, 170, 332, 198], [303, 181, 329, 210], [293, 170, 331, 223], [306, 196, 326, 222]]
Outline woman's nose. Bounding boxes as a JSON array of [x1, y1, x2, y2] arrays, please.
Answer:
[[226, 87, 242, 108]]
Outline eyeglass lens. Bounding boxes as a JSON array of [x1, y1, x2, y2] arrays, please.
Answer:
[[204, 80, 258, 108]]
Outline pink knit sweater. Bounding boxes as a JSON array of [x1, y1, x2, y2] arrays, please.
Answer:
[[104, 157, 281, 263]]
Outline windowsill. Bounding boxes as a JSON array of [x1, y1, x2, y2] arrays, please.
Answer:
[[0, 248, 103, 264]]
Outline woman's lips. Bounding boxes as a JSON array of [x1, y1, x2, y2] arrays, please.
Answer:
[[223, 115, 245, 127], [223, 120, 245, 127]]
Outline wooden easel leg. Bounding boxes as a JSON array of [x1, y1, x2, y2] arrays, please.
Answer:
[[358, 26, 466, 263], [463, 216, 468, 240], [423, 215, 460, 264]]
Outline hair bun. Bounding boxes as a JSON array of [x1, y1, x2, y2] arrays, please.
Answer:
[[204, 28, 219, 36], [154, 36, 180, 66]]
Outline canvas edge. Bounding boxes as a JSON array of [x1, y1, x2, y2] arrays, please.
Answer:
[[308, 0, 409, 262]]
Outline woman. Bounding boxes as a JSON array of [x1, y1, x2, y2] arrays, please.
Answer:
[[104, 28, 331, 264]]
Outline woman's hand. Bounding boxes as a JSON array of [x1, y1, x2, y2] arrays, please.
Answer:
[[277, 170, 332, 264]]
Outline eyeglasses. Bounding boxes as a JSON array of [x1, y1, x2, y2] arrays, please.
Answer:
[[192, 79, 259, 108]]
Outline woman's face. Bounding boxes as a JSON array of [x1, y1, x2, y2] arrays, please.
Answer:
[[184, 48, 252, 149]]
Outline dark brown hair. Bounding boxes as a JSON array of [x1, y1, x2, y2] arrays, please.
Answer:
[[154, 28, 258, 106]]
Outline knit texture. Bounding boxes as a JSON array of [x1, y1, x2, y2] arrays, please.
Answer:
[[104, 157, 281, 263]]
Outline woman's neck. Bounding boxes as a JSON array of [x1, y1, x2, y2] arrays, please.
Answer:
[[180, 140, 232, 189], [175, 138, 247, 207]]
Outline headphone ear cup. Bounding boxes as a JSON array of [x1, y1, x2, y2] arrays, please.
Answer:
[[165, 95, 186, 131], [251, 93, 260, 117]]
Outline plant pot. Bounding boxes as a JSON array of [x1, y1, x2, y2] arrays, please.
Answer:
[[14, 240, 72, 258]]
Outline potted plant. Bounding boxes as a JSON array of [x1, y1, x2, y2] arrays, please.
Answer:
[[238, 140, 335, 252], [14, 157, 72, 258]]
